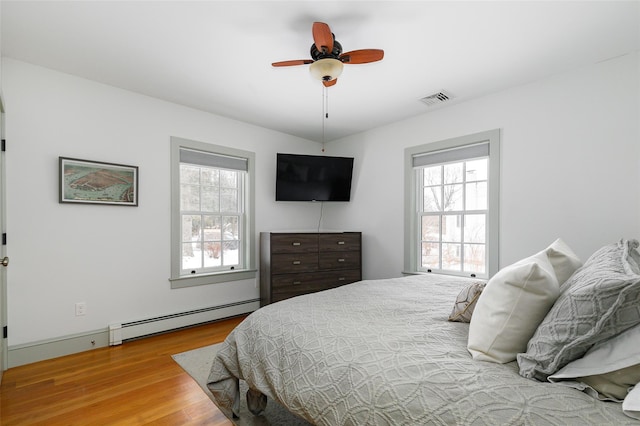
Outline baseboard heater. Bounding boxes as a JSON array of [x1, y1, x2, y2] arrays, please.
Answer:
[[108, 299, 259, 345]]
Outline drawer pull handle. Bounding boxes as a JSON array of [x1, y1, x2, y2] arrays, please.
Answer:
[[338, 258, 345, 262], [292, 260, 301, 265], [337, 241, 345, 245], [292, 242, 301, 246], [338, 277, 346, 281], [292, 281, 301, 285]]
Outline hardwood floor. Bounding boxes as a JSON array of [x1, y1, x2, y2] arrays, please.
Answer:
[[0, 316, 246, 425]]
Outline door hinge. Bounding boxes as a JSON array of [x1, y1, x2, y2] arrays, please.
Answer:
[[3, 326, 7, 339], [2, 233, 5, 245], [1, 139, 5, 152]]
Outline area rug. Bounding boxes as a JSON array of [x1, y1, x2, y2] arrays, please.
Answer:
[[172, 343, 311, 426]]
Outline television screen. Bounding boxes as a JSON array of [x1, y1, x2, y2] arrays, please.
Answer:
[[276, 153, 354, 202]]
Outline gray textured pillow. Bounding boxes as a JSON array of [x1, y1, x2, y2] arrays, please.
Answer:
[[448, 281, 486, 323], [517, 239, 640, 381]]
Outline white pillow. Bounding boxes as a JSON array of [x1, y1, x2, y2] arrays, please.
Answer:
[[545, 238, 582, 285], [624, 385, 640, 420], [468, 239, 581, 363]]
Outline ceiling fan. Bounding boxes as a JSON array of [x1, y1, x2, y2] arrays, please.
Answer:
[[272, 21, 384, 87]]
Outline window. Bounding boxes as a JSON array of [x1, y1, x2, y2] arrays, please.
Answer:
[[404, 130, 500, 279], [170, 137, 256, 288]]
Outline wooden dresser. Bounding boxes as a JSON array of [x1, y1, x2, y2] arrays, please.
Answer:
[[260, 231, 362, 306]]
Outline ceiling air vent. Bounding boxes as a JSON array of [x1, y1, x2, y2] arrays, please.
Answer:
[[420, 91, 453, 107]]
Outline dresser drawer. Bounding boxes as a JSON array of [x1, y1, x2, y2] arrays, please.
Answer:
[[270, 233, 318, 254], [319, 233, 361, 252], [271, 253, 318, 274], [318, 251, 360, 270], [271, 273, 331, 295], [271, 270, 361, 302], [318, 269, 361, 288]]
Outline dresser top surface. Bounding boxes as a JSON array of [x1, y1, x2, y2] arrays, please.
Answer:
[[262, 230, 360, 235]]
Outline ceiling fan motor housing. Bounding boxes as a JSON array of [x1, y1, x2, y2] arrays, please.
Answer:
[[310, 39, 343, 61]]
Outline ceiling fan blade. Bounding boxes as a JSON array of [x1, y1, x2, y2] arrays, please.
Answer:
[[323, 78, 338, 88], [339, 49, 384, 64], [272, 59, 314, 67], [312, 22, 334, 54]]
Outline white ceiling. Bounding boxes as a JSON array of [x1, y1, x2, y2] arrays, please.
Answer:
[[2, 1, 639, 143]]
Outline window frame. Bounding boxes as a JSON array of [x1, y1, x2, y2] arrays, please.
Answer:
[[169, 136, 256, 289], [404, 129, 500, 278]]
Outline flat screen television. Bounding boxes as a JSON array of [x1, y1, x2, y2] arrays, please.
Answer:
[[276, 153, 354, 202]]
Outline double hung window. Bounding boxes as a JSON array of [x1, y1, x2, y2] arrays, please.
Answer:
[[170, 137, 255, 288], [405, 130, 500, 279]]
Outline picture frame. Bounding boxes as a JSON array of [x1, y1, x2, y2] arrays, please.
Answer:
[[59, 157, 139, 206]]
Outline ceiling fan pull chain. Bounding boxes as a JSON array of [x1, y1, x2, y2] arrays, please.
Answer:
[[322, 85, 326, 152], [325, 85, 329, 119]]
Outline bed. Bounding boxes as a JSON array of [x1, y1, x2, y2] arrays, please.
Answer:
[[207, 239, 640, 425]]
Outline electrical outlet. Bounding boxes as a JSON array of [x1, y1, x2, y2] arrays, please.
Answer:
[[75, 302, 86, 316]]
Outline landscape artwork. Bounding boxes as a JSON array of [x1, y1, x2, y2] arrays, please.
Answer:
[[59, 157, 138, 206]]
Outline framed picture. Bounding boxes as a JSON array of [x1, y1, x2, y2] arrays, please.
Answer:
[[59, 157, 139, 206]]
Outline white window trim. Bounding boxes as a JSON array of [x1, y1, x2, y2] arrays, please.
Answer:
[[169, 136, 256, 289], [404, 129, 500, 278]]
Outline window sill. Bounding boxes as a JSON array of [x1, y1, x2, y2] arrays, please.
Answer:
[[402, 270, 487, 280], [169, 269, 257, 289]]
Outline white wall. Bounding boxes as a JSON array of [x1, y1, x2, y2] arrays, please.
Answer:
[[325, 52, 640, 279], [1, 59, 332, 347]]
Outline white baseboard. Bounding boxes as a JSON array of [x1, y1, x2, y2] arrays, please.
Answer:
[[8, 329, 109, 368], [8, 299, 258, 368]]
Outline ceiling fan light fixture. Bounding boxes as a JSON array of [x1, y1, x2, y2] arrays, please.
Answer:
[[309, 58, 343, 82]]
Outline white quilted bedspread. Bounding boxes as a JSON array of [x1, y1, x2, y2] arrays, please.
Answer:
[[207, 274, 636, 425]]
